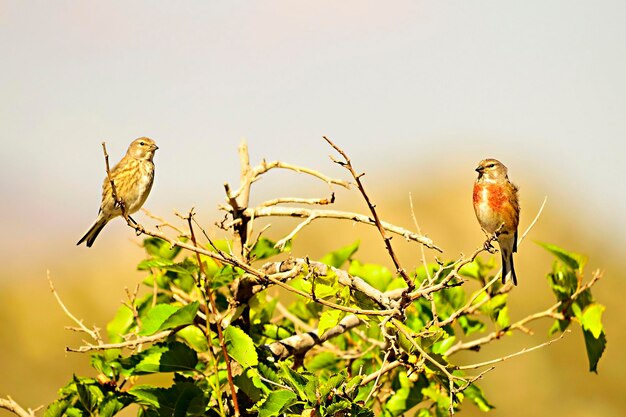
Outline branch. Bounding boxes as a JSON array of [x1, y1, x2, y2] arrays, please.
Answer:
[[323, 136, 420, 293], [66, 331, 172, 353], [456, 331, 570, 370], [260, 259, 397, 309], [232, 159, 350, 199], [186, 210, 237, 416], [0, 397, 37, 417], [258, 194, 335, 207], [47, 270, 102, 344], [264, 315, 363, 359], [246, 206, 440, 251]]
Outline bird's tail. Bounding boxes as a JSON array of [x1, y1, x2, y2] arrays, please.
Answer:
[[77, 217, 109, 247], [501, 247, 518, 286]]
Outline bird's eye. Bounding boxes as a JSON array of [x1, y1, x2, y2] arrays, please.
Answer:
[[487, 164, 495, 168], [140, 141, 145, 146]]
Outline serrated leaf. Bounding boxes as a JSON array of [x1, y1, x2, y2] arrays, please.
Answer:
[[234, 369, 266, 402], [349, 260, 393, 291], [325, 400, 351, 415], [463, 383, 494, 412], [432, 336, 456, 355], [320, 241, 360, 268], [131, 342, 198, 374], [225, 325, 258, 368], [306, 351, 339, 371], [255, 390, 297, 417], [107, 304, 135, 343], [581, 303, 605, 338], [159, 302, 200, 332], [548, 319, 571, 336], [130, 381, 206, 416], [177, 325, 208, 352], [496, 305, 510, 328], [99, 395, 129, 417], [583, 329, 606, 373], [143, 237, 181, 260], [318, 309, 345, 337], [139, 302, 199, 336], [250, 237, 291, 260], [458, 316, 485, 336], [44, 399, 71, 417], [319, 370, 347, 399], [536, 241, 587, 271]]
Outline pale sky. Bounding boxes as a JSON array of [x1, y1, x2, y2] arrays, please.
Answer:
[[1, 0, 625, 260]]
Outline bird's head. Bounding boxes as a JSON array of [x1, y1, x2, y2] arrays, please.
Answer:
[[127, 137, 159, 161], [475, 158, 508, 181]]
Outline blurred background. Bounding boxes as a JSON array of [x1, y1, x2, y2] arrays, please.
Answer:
[[1, 1, 625, 416]]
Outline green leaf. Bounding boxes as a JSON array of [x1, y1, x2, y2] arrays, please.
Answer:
[[137, 258, 197, 275], [458, 316, 485, 336], [99, 395, 130, 417], [320, 241, 360, 268], [463, 383, 494, 412], [299, 271, 339, 299], [249, 237, 291, 260], [143, 237, 181, 260], [159, 302, 200, 332], [318, 309, 345, 337], [548, 319, 571, 336], [319, 370, 346, 399], [225, 325, 258, 368], [349, 260, 393, 291], [306, 351, 339, 371], [581, 303, 605, 339], [432, 336, 456, 355], [131, 342, 198, 374], [385, 371, 424, 416], [107, 304, 135, 343], [279, 362, 312, 400], [260, 324, 292, 340], [254, 389, 298, 417], [130, 381, 206, 416], [583, 329, 606, 373], [177, 325, 208, 352], [325, 400, 351, 415], [234, 368, 266, 402], [139, 302, 199, 336], [536, 241, 587, 271], [74, 376, 101, 413], [44, 399, 71, 417]]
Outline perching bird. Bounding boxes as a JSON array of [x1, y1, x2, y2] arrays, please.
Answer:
[[77, 137, 158, 247], [473, 158, 520, 285]]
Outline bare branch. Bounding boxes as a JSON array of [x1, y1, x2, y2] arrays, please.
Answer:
[[0, 396, 37, 417], [265, 315, 363, 359], [258, 195, 335, 207], [67, 331, 172, 353], [457, 331, 570, 370], [324, 136, 419, 293], [246, 206, 440, 251], [47, 270, 102, 344]]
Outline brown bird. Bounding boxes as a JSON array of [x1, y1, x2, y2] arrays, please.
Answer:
[[473, 158, 520, 285], [77, 137, 158, 247]]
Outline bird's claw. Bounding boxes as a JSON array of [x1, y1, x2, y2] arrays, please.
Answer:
[[483, 239, 496, 253]]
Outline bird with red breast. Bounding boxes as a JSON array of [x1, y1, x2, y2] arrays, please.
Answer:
[[473, 158, 520, 285]]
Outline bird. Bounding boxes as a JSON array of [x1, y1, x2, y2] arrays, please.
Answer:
[[473, 158, 520, 285], [77, 137, 158, 247]]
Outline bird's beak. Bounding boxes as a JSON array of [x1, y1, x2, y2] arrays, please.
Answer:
[[475, 166, 484, 173], [152, 144, 159, 151]]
